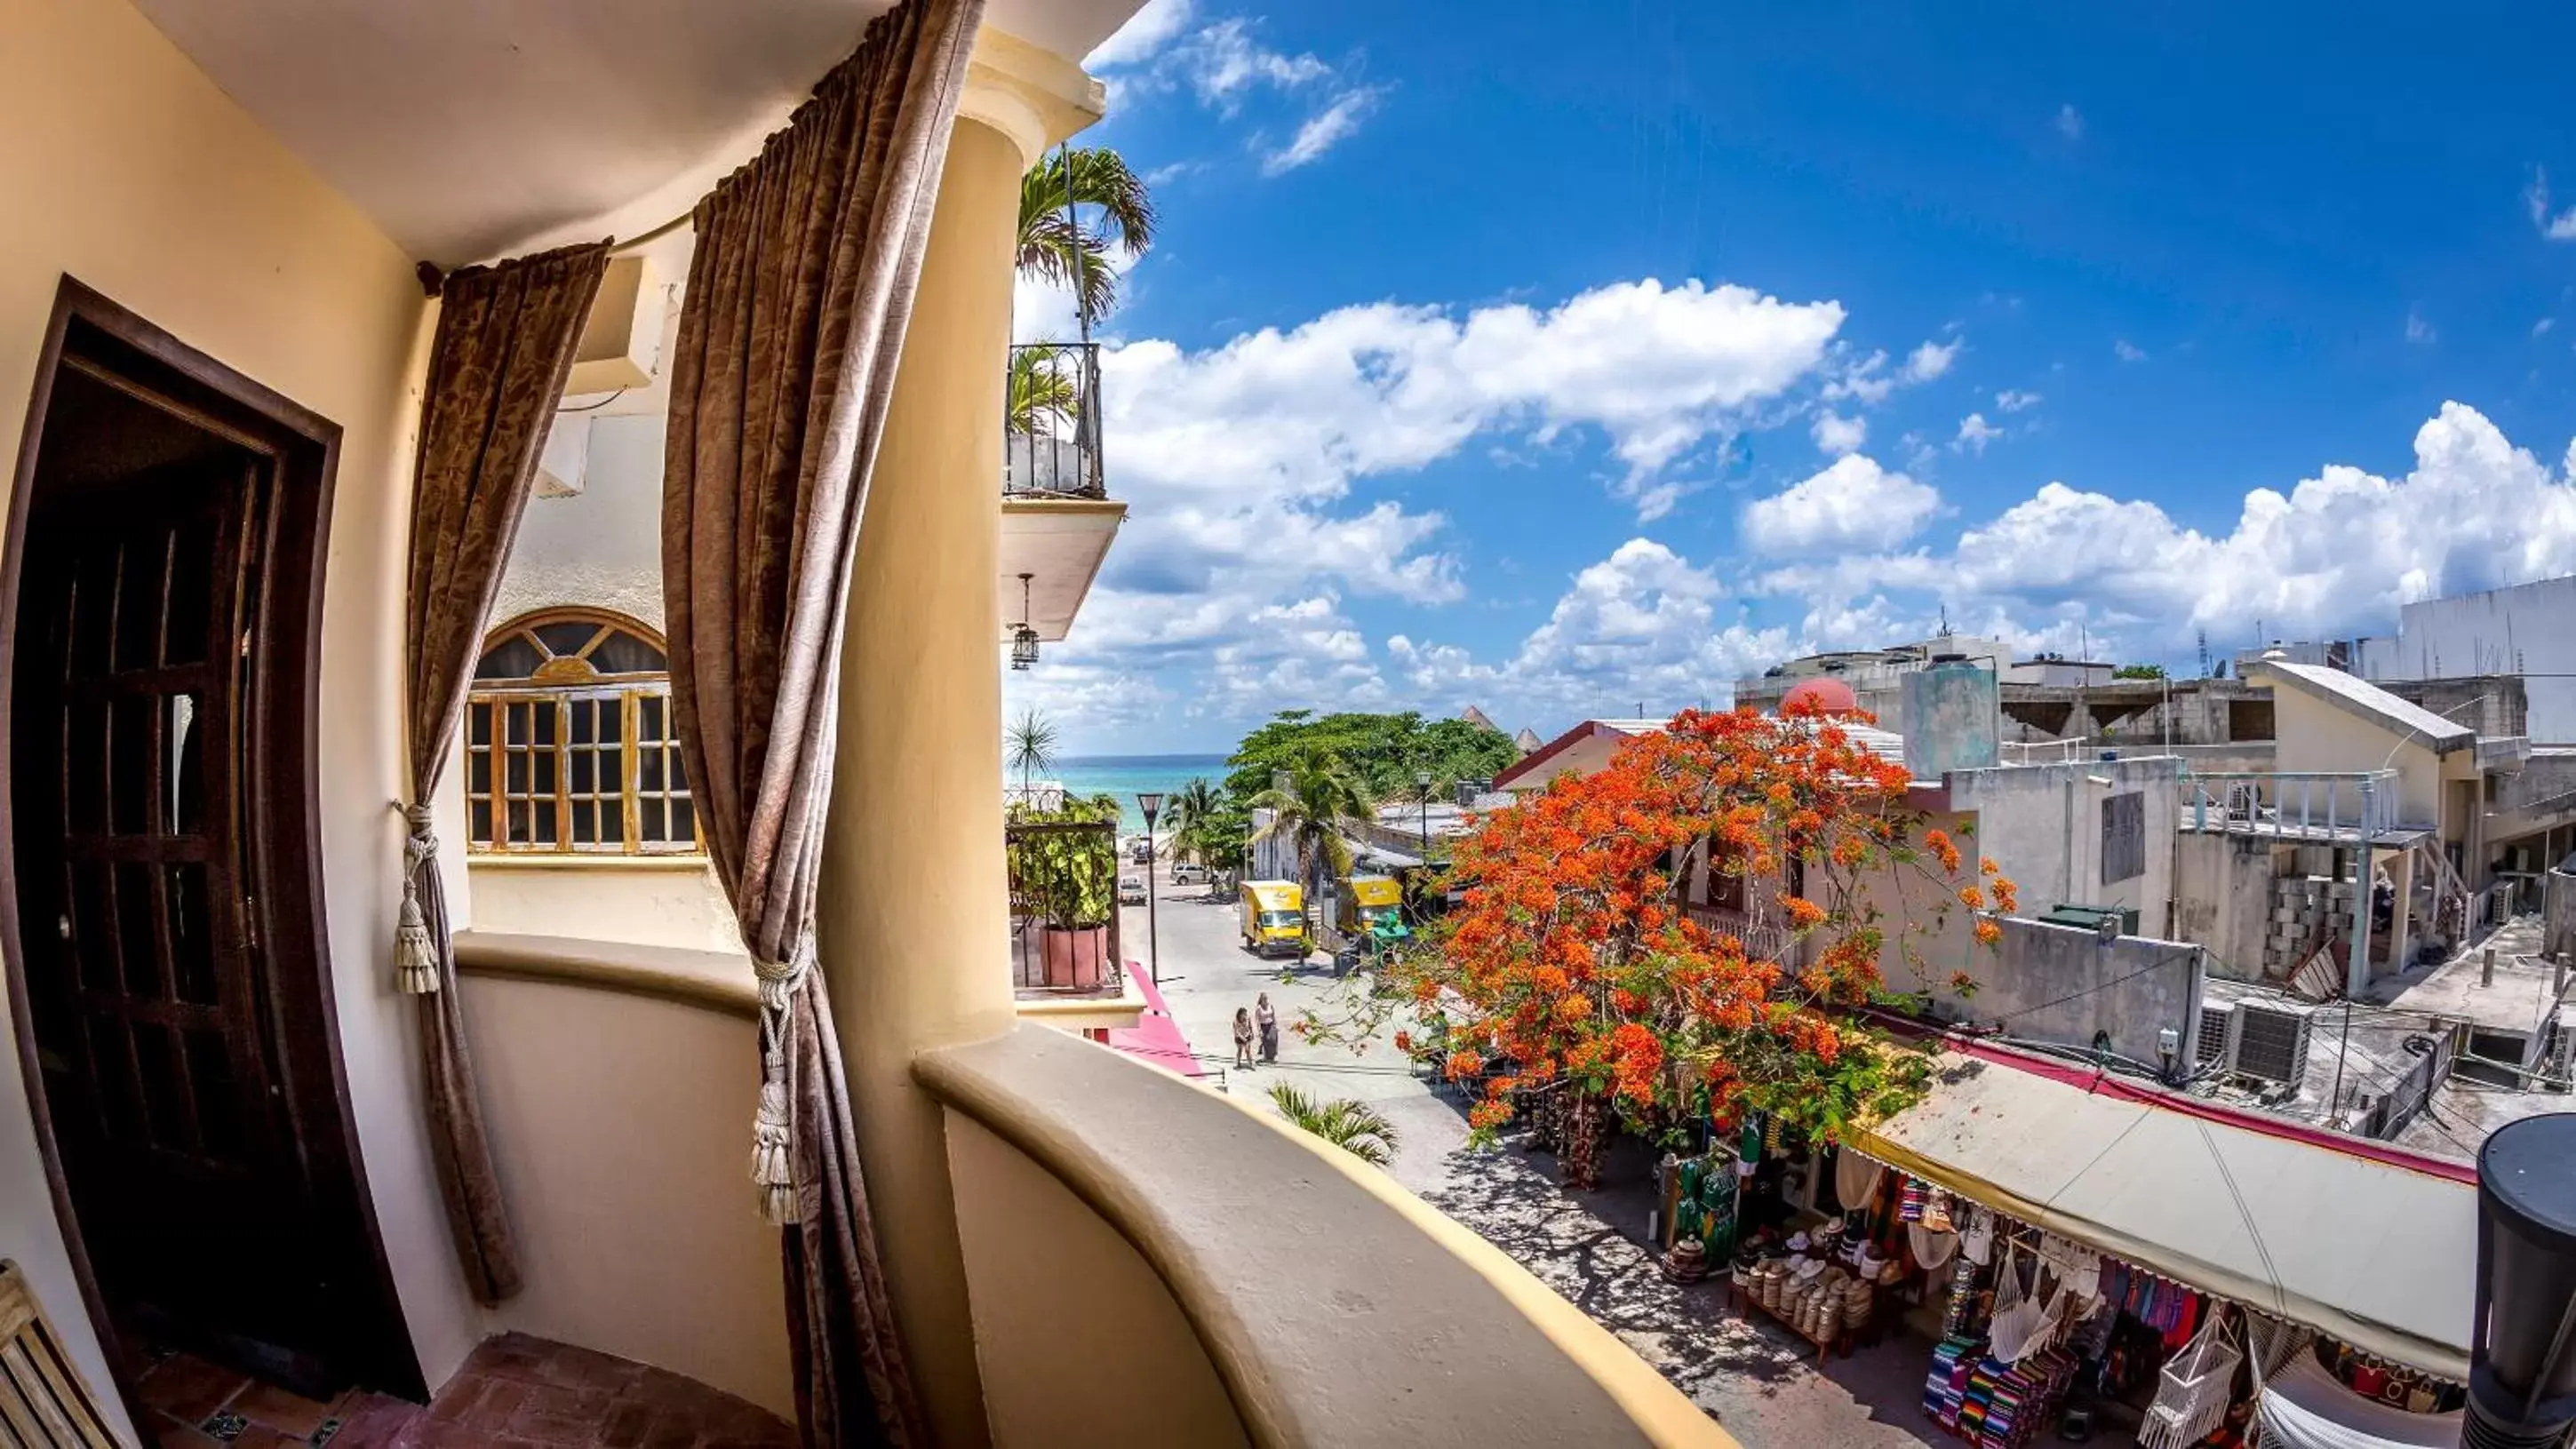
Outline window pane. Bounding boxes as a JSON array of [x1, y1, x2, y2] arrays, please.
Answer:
[[468, 749, 490, 793], [668, 797, 695, 845], [475, 635, 544, 681], [573, 802, 597, 846], [108, 697, 149, 835], [667, 748, 690, 792], [534, 700, 557, 744], [469, 705, 492, 746], [641, 750, 663, 792], [505, 701, 531, 745], [591, 630, 667, 676], [570, 699, 597, 745], [506, 751, 528, 793], [469, 798, 493, 848], [639, 693, 665, 739], [507, 799, 530, 843], [570, 751, 594, 794], [534, 750, 556, 793], [535, 621, 602, 659], [532, 800, 560, 846]]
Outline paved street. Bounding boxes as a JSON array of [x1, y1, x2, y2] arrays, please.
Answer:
[[1121, 862, 1940, 1448]]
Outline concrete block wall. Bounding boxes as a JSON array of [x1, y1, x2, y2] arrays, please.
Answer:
[[2263, 874, 2354, 974]]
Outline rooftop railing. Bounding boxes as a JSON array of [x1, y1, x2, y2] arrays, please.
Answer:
[[2181, 768, 2405, 842], [1002, 341, 1105, 498]]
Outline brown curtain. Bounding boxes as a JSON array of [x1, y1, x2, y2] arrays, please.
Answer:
[[660, 0, 978, 1441], [398, 242, 611, 1304]]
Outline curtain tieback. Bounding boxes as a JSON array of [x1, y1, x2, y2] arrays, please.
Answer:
[[750, 941, 815, 1227], [393, 801, 441, 995]]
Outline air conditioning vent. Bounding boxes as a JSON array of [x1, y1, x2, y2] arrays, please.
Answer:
[[2196, 1005, 2234, 1071], [2231, 1002, 2315, 1087]]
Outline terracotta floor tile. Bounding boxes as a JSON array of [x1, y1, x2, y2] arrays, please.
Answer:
[[149, 1412, 225, 1447], [317, 1394, 425, 1449], [138, 1353, 251, 1423], [231, 1377, 338, 1437]]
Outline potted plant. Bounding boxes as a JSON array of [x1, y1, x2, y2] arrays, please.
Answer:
[[1007, 792, 1121, 988]]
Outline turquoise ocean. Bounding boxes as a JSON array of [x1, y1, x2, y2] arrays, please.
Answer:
[[1041, 754, 1232, 833]]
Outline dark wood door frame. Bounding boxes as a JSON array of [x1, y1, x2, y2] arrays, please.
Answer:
[[0, 277, 427, 1422]]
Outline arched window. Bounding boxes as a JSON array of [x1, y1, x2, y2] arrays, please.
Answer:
[[466, 609, 698, 855]]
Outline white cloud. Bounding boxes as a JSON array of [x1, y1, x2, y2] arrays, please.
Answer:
[[1953, 412, 2002, 455], [2114, 338, 2149, 362], [2537, 317, 2557, 338], [1262, 84, 1383, 174], [1387, 540, 1794, 726], [1835, 402, 2576, 656], [2054, 104, 2085, 140], [1029, 275, 1852, 734], [2406, 309, 2436, 345], [1904, 338, 1960, 382], [1811, 410, 1867, 456], [1085, 0, 1195, 68], [1741, 455, 1940, 555], [1994, 388, 2043, 413], [2526, 167, 2576, 242], [1168, 17, 1331, 111]]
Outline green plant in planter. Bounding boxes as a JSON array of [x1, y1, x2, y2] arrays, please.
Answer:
[[1006, 792, 1121, 930]]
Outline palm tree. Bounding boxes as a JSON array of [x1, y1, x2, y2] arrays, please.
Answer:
[[1006, 708, 1058, 800], [1250, 750, 1379, 947], [1017, 146, 1155, 326], [1006, 342, 1082, 438], [1164, 777, 1221, 856], [1267, 1084, 1400, 1167]]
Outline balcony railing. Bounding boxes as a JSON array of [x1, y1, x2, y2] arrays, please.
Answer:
[[1003, 341, 1105, 498], [1005, 816, 1125, 996]]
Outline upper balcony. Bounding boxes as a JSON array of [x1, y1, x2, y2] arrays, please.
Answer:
[[1000, 341, 1123, 649]]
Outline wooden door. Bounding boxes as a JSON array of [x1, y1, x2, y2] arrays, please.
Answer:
[[10, 454, 345, 1389]]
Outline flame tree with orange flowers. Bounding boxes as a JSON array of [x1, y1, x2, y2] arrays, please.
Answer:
[[1310, 701, 2014, 1190]]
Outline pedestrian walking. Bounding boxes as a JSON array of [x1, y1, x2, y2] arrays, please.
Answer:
[[1256, 992, 1280, 1063], [1232, 1007, 1256, 1070]]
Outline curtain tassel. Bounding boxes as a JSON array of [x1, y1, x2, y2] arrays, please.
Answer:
[[395, 803, 442, 994], [751, 947, 810, 1226]]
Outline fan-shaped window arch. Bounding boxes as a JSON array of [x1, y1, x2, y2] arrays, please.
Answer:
[[466, 608, 698, 855]]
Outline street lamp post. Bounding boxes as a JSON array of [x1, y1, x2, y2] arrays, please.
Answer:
[[1416, 769, 1432, 856], [1136, 792, 1164, 989]]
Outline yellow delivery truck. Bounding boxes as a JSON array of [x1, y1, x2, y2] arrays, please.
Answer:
[[1336, 875, 1407, 937], [1240, 880, 1306, 958]]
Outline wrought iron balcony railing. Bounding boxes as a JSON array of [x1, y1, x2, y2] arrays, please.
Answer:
[[1005, 816, 1126, 996], [1003, 341, 1105, 498]]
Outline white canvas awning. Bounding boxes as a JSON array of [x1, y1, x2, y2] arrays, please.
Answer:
[[1853, 1048, 2479, 1381]]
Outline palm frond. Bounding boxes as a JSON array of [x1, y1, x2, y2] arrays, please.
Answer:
[[1269, 1083, 1399, 1166]]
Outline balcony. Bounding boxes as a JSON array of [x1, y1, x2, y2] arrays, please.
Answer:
[[999, 342, 1125, 646], [1004, 341, 1105, 498], [1006, 815, 1150, 1032]]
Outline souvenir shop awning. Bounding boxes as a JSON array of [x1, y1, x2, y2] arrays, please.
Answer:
[[1851, 1047, 2477, 1381]]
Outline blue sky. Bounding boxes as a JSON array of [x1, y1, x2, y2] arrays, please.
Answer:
[[1008, 0, 2576, 754]]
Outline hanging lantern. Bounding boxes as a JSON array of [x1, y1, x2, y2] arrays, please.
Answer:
[[1009, 573, 1039, 671]]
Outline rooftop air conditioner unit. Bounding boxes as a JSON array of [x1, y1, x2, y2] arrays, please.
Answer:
[[2229, 1001, 2315, 1087], [2196, 1004, 2237, 1073]]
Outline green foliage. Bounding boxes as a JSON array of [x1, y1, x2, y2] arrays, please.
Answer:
[[2112, 663, 2166, 679], [1248, 750, 1380, 925], [1266, 1083, 1401, 1166], [1223, 710, 1519, 805], [1166, 777, 1248, 872], [1004, 792, 1120, 930], [1017, 146, 1155, 324]]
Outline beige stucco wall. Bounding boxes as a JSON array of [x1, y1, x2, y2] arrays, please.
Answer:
[[459, 976, 790, 1415], [0, 0, 491, 1426], [2265, 683, 2443, 827], [490, 410, 671, 635], [467, 860, 742, 956], [945, 1113, 1248, 1447]]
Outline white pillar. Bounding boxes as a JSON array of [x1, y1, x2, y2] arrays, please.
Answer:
[[812, 33, 1099, 1449]]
